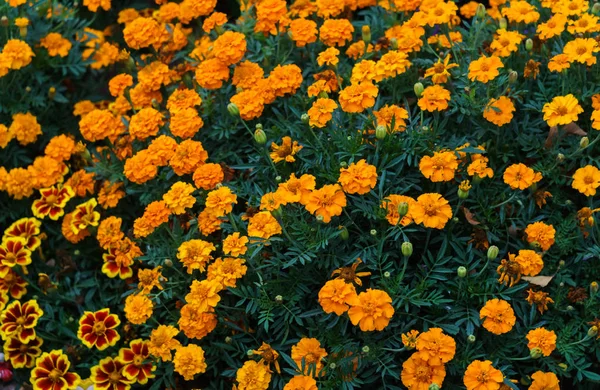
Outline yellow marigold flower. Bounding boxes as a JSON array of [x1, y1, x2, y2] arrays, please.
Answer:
[[163, 181, 196, 215], [339, 81, 378, 113], [124, 293, 153, 325], [530, 371, 560, 390], [567, 13, 599, 34], [463, 360, 504, 390], [376, 50, 411, 80], [276, 173, 316, 206], [490, 29, 524, 57], [501, 0, 539, 23], [338, 159, 377, 195], [572, 165, 600, 196], [318, 279, 357, 316], [97, 216, 124, 250], [291, 338, 327, 376], [137, 266, 165, 294], [185, 279, 222, 312], [177, 239, 216, 273], [207, 257, 248, 289], [419, 151, 458, 182], [537, 14, 567, 40], [347, 288, 394, 331], [271, 136, 303, 163], [412, 193, 452, 229], [305, 184, 346, 223], [195, 58, 230, 90], [260, 191, 283, 212], [401, 330, 420, 349], [167, 88, 202, 114], [148, 325, 180, 362], [483, 96, 515, 126], [123, 17, 160, 49], [317, 47, 340, 67], [1, 39, 34, 70], [401, 352, 447, 389], [232, 61, 265, 90], [236, 360, 272, 389], [289, 18, 318, 47], [515, 249, 544, 276], [8, 0, 27, 6], [247, 211, 282, 240], [374, 104, 409, 132], [459, 1, 479, 18], [480, 298, 516, 335], [213, 31, 247, 66], [83, 0, 111, 12], [40, 32, 72, 57], [170, 107, 204, 139], [0, 124, 12, 148], [415, 327, 456, 365], [563, 37, 599, 66], [424, 55, 458, 84], [222, 232, 249, 257], [173, 344, 207, 380], [468, 55, 504, 83], [526, 327, 557, 356], [169, 139, 208, 176], [198, 208, 223, 236], [418, 85, 451, 112], [307, 98, 337, 128], [503, 163, 538, 190], [319, 19, 354, 47], [524, 222, 556, 251]]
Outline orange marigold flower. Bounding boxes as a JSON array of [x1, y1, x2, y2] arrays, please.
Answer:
[[236, 360, 272, 388], [179, 0, 217, 23], [318, 279, 357, 316], [503, 163, 538, 190], [202, 11, 227, 33], [147, 135, 177, 166], [4, 335, 42, 368], [129, 83, 163, 109], [177, 239, 216, 273], [347, 288, 394, 331], [123, 17, 160, 49], [269, 64, 303, 97], [90, 356, 133, 390], [514, 249, 543, 276], [79, 109, 118, 142], [185, 279, 222, 312], [0, 299, 42, 343], [9, 112, 42, 146], [163, 181, 196, 215], [401, 352, 446, 389], [291, 338, 327, 376], [402, 330, 420, 349], [270, 136, 303, 163], [65, 169, 95, 197], [108, 73, 133, 97], [195, 58, 230, 90], [480, 298, 516, 335], [5, 168, 34, 200], [468, 55, 504, 83], [198, 208, 222, 236], [317, 47, 340, 67], [62, 212, 91, 243], [424, 55, 459, 84], [170, 107, 204, 139], [178, 303, 218, 339], [77, 309, 120, 350], [537, 14, 567, 40], [254, 0, 287, 35], [0, 124, 12, 148], [44, 134, 77, 161], [207, 257, 247, 289], [418, 85, 451, 112], [205, 186, 237, 216], [376, 50, 411, 79], [526, 327, 557, 356], [463, 360, 504, 390], [40, 32, 72, 57], [31, 185, 74, 220], [542, 94, 583, 127], [419, 151, 458, 182], [524, 222, 555, 251], [30, 350, 80, 390], [193, 163, 224, 190], [305, 184, 347, 223], [374, 104, 409, 132], [129, 107, 164, 140], [0, 237, 32, 273], [338, 159, 377, 195], [526, 289, 554, 314], [412, 193, 452, 229], [501, 0, 539, 23], [232, 61, 265, 90], [530, 371, 560, 390], [138, 61, 172, 91], [167, 88, 202, 114], [222, 232, 249, 257], [563, 38, 599, 66], [97, 216, 124, 250], [28, 155, 68, 189], [319, 19, 354, 47], [213, 31, 247, 66], [572, 165, 600, 196], [97, 181, 125, 209], [247, 211, 282, 240], [83, 0, 111, 12], [124, 151, 158, 185], [2, 39, 34, 70], [483, 96, 515, 126], [415, 327, 456, 365], [157, 2, 180, 22], [169, 140, 208, 176], [276, 173, 316, 206], [289, 18, 318, 47], [284, 376, 318, 390], [148, 325, 180, 362], [124, 293, 154, 325], [230, 89, 266, 121], [307, 98, 337, 128], [173, 344, 207, 380], [490, 29, 524, 57], [339, 81, 378, 113], [381, 194, 416, 226]]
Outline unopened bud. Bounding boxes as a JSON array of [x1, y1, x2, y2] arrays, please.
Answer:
[[558, 260, 566, 267], [301, 113, 310, 123], [225, 336, 232, 344], [487, 245, 499, 261], [275, 175, 282, 182], [318, 91, 329, 99], [398, 202, 409, 218], [361, 345, 370, 353], [227, 103, 240, 116], [390, 38, 398, 50], [316, 215, 324, 222], [376, 125, 387, 140], [467, 334, 476, 343], [340, 161, 348, 168], [0, 16, 8, 27], [429, 384, 441, 390], [557, 153, 565, 162], [384, 271, 391, 278], [329, 362, 337, 369], [256, 123, 263, 130], [508, 70, 518, 84], [566, 305, 574, 311], [525, 38, 533, 51], [558, 363, 568, 371], [530, 347, 543, 359], [588, 326, 599, 338], [452, 217, 459, 223], [19, 26, 27, 38], [362, 25, 371, 42], [593, 2, 600, 14], [370, 229, 377, 236], [402, 241, 413, 257], [74, 249, 81, 256], [457, 266, 467, 278], [529, 241, 542, 250], [247, 350, 254, 356], [475, 3, 486, 18], [339, 226, 349, 240], [413, 82, 424, 97], [580, 137, 589, 148], [591, 281, 599, 294], [275, 295, 283, 303], [25, 86, 32, 93], [457, 187, 469, 199], [499, 17, 507, 30], [48, 87, 56, 100], [254, 129, 267, 144], [164, 259, 173, 267]]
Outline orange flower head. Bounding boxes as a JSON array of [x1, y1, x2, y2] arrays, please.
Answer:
[[419, 151, 459, 182], [148, 325, 180, 362], [480, 298, 516, 335], [305, 184, 347, 223], [526, 327, 557, 356], [401, 352, 447, 389], [415, 327, 456, 365], [339, 82, 379, 113], [524, 222, 556, 251], [418, 85, 451, 112], [0, 237, 32, 273], [483, 96, 515, 126], [291, 338, 327, 376], [463, 360, 504, 390], [503, 163, 537, 190], [347, 288, 394, 331], [526, 289, 554, 314], [468, 55, 504, 83], [207, 257, 248, 289], [572, 165, 600, 196], [318, 279, 358, 316], [542, 94, 583, 127], [515, 249, 544, 276], [338, 159, 377, 195], [412, 193, 453, 229], [173, 344, 207, 380], [177, 239, 216, 273], [319, 19, 354, 46], [4, 335, 42, 369], [271, 136, 303, 163], [124, 293, 154, 325], [308, 98, 338, 128], [530, 371, 560, 390]]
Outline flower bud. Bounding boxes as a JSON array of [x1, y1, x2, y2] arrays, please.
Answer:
[[362, 25, 371, 42], [254, 129, 267, 144], [508, 70, 518, 84], [316, 215, 324, 222], [225, 336, 233, 344], [275, 175, 282, 182], [0, 16, 8, 27], [25, 86, 32, 93], [580, 136, 589, 148], [558, 260, 565, 267], [467, 334, 476, 343], [413, 82, 424, 97], [525, 38, 533, 51], [329, 362, 337, 369], [74, 249, 81, 256], [591, 281, 599, 294], [566, 305, 574, 311], [398, 202, 409, 218], [588, 326, 599, 338], [390, 38, 398, 50], [384, 271, 391, 278], [529, 241, 542, 250], [275, 295, 283, 303], [301, 113, 310, 123], [530, 347, 543, 359], [457, 187, 469, 199], [475, 3, 486, 18], [402, 241, 413, 257], [339, 226, 349, 240], [19, 25, 27, 38], [457, 266, 467, 278], [429, 384, 441, 390], [487, 245, 499, 261], [271, 207, 283, 219], [558, 363, 568, 371], [593, 2, 600, 14], [247, 350, 254, 356], [227, 103, 240, 116], [340, 161, 348, 168], [370, 229, 377, 236], [164, 259, 173, 267], [318, 91, 329, 99], [452, 217, 459, 223], [48, 87, 56, 100], [557, 153, 565, 162], [376, 125, 387, 140], [499, 17, 507, 30], [361, 345, 370, 354], [256, 123, 263, 130]]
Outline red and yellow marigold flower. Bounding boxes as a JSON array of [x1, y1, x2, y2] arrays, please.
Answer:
[[119, 339, 156, 384], [77, 309, 121, 350], [31, 185, 75, 220], [90, 356, 134, 390], [0, 299, 43, 343], [3, 217, 42, 250], [0, 237, 32, 274], [4, 335, 43, 368], [0, 269, 28, 299], [102, 245, 134, 279], [30, 349, 81, 390], [70, 198, 101, 234]]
